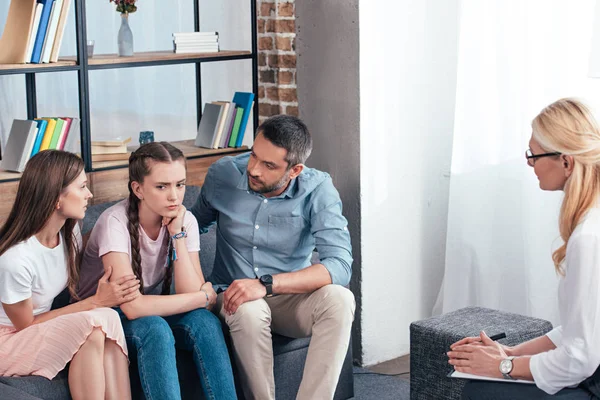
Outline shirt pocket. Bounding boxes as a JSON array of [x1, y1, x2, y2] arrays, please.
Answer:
[[267, 216, 306, 256]]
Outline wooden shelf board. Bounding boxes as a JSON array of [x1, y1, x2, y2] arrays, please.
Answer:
[[0, 59, 78, 71], [0, 170, 22, 181], [0, 143, 247, 183], [92, 140, 248, 170], [62, 50, 252, 67]]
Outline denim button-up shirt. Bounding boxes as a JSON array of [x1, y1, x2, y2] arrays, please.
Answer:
[[191, 152, 353, 288]]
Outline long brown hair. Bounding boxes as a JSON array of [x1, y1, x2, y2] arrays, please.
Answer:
[[128, 142, 186, 294], [532, 98, 600, 274], [0, 150, 84, 298]]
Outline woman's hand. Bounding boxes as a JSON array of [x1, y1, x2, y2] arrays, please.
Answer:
[[200, 281, 217, 311], [451, 334, 514, 356], [447, 331, 507, 378], [92, 266, 141, 308], [163, 205, 187, 236]]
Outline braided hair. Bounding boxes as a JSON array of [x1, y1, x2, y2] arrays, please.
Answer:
[[127, 142, 186, 294]]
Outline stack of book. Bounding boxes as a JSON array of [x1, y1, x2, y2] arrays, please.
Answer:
[[195, 92, 255, 149], [172, 32, 219, 54], [0, 0, 72, 64], [91, 137, 133, 162], [1, 117, 80, 172]]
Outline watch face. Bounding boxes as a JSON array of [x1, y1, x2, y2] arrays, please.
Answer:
[[260, 274, 273, 285], [499, 359, 513, 374]]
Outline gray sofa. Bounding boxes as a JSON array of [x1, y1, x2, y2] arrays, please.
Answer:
[[0, 185, 354, 400]]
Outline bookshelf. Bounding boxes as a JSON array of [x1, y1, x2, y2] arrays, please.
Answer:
[[0, 0, 258, 189]]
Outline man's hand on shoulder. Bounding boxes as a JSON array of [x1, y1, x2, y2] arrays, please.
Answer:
[[223, 278, 267, 315]]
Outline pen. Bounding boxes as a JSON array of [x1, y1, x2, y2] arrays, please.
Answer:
[[489, 332, 506, 341]]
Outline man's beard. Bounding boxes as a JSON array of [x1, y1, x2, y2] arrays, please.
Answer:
[[248, 170, 291, 194]]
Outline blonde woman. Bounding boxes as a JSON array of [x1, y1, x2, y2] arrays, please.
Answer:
[[448, 98, 600, 399]]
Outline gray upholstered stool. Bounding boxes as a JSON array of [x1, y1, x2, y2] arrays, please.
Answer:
[[409, 306, 553, 400]]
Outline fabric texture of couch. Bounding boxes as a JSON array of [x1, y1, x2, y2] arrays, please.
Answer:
[[0, 185, 354, 400]]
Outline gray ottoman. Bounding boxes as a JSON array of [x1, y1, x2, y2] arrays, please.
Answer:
[[410, 307, 553, 400]]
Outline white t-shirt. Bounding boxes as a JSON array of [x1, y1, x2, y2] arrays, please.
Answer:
[[78, 200, 200, 298], [0, 233, 73, 327], [530, 207, 600, 394]]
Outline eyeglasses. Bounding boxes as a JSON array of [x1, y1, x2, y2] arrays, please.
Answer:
[[525, 149, 561, 167]]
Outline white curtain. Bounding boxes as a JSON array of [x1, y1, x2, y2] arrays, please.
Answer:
[[0, 0, 253, 153], [434, 0, 600, 326]]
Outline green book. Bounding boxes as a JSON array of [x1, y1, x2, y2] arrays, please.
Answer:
[[49, 118, 64, 149], [228, 107, 244, 147]]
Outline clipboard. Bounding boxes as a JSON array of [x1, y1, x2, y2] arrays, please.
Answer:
[[447, 370, 535, 384]]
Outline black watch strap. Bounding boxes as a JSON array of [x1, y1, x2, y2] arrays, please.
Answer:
[[265, 283, 273, 297]]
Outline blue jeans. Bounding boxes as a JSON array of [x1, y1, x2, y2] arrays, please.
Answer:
[[118, 308, 237, 400]]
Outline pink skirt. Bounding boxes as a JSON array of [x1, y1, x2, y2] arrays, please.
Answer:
[[0, 307, 128, 379]]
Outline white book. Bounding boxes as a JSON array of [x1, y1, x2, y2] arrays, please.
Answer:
[[195, 103, 222, 148], [175, 49, 219, 54], [1, 120, 39, 173], [21, 127, 39, 171], [26, 4, 43, 64], [175, 45, 219, 50], [41, 0, 64, 63], [173, 32, 218, 37], [210, 101, 232, 149], [50, 0, 72, 63], [447, 370, 535, 385], [174, 37, 218, 44], [63, 118, 80, 154]]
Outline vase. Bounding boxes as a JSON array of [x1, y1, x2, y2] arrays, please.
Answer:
[[118, 13, 133, 57]]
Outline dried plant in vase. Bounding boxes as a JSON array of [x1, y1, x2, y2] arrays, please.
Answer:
[[109, 0, 137, 56]]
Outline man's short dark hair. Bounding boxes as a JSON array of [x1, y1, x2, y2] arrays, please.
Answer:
[[258, 115, 313, 167]]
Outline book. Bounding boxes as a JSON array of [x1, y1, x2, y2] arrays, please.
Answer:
[[26, 4, 44, 63], [91, 147, 138, 162], [232, 92, 255, 147], [31, 0, 56, 64], [49, 117, 64, 149], [91, 137, 132, 147], [210, 101, 233, 149], [30, 119, 48, 156], [447, 370, 534, 385], [174, 37, 219, 44], [174, 48, 219, 54], [195, 103, 222, 149], [91, 144, 128, 155], [57, 117, 72, 150], [0, 0, 38, 64], [62, 117, 79, 153], [49, 0, 71, 63], [220, 107, 238, 148], [39, 118, 56, 150], [1, 120, 39, 172], [228, 106, 244, 147], [173, 32, 219, 38], [41, 0, 64, 63]]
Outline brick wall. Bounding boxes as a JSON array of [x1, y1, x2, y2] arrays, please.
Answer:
[[257, 0, 298, 123]]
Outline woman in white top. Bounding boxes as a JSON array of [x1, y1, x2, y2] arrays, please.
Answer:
[[0, 150, 141, 400], [447, 98, 600, 399]]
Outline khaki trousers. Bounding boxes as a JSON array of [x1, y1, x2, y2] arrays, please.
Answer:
[[215, 285, 355, 400]]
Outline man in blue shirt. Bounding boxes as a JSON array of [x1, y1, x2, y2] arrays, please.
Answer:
[[191, 115, 355, 400]]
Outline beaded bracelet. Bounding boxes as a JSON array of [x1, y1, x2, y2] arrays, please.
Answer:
[[168, 229, 188, 262], [200, 289, 210, 308]]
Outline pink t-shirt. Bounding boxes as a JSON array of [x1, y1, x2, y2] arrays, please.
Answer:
[[77, 200, 200, 299]]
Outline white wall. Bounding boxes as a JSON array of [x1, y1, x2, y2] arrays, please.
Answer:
[[359, 0, 459, 365]]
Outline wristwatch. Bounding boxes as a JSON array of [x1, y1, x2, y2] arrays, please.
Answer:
[[259, 274, 274, 297], [499, 356, 515, 380]]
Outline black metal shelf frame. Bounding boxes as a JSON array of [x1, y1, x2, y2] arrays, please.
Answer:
[[0, 0, 259, 178]]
